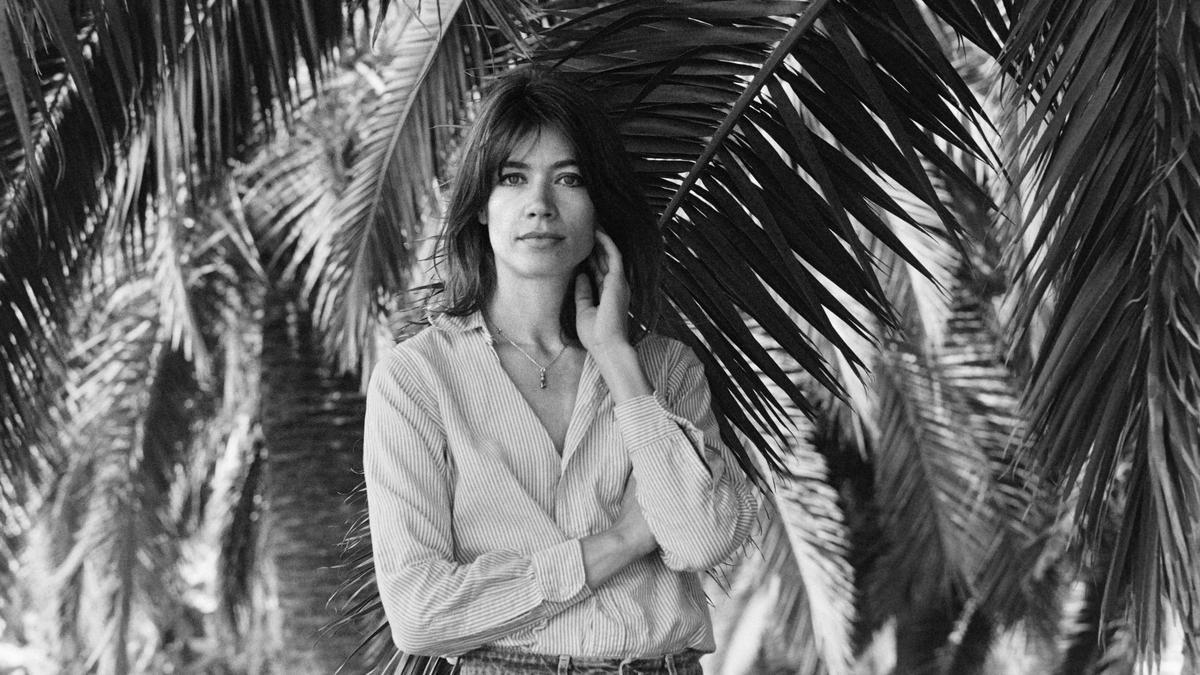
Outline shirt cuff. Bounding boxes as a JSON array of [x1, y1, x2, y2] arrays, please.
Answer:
[[529, 538, 590, 603], [612, 394, 680, 450]]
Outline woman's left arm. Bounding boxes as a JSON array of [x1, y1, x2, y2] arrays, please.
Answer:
[[597, 341, 759, 572], [576, 230, 758, 572]]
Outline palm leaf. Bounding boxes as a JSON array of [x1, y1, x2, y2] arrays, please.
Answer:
[[311, 0, 494, 375], [29, 274, 195, 672], [761, 444, 857, 674], [717, 541, 826, 674], [216, 419, 266, 639], [0, 41, 128, 489], [524, 0, 996, 474], [1056, 583, 1139, 675], [749, 331, 859, 673], [1001, 0, 1200, 654], [0, 0, 349, 492]]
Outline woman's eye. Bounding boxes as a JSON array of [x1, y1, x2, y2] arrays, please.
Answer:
[[497, 173, 524, 186], [557, 173, 585, 187]]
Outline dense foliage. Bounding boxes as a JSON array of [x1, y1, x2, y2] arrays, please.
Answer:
[[1, 1, 1196, 672]]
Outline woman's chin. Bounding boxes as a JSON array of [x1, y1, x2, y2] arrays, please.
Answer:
[[497, 264, 578, 285]]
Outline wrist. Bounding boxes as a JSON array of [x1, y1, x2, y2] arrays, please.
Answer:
[[587, 339, 635, 362], [611, 519, 656, 557], [590, 344, 653, 403]]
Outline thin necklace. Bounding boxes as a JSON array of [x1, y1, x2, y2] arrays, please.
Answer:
[[492, 325, 568, 389]]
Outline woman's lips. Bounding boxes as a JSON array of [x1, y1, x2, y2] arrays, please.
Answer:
[[517, 233, 565, 248]]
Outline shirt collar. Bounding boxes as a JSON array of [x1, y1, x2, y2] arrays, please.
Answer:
[[428, 308, 487, 334]]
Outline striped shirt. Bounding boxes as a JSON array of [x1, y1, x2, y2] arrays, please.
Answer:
[[363, 309, 758, 659]]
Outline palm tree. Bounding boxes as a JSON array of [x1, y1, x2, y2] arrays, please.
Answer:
[[2, 0, 1198, 672], [0, 0, 348, 479]]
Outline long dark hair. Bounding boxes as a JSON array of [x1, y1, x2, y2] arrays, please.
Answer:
[[432, 69, 661, 341]]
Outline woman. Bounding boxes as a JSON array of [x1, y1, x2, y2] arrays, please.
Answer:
[[364, 70, 758, 675]]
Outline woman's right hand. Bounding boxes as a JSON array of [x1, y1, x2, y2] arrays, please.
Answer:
[[613, 476, 657, 556], [580, 476, 659, 589]]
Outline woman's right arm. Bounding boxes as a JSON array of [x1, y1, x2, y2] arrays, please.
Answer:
[[364, 349, 651, 656]]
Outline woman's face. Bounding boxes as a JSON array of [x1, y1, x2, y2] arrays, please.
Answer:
[[480, 126, 596, 286]]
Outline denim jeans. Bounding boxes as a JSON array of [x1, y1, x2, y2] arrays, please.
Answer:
[[455, 647, 705, 674]]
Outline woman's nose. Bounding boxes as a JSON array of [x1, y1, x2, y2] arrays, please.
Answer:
[[524, 180, 556, 218]]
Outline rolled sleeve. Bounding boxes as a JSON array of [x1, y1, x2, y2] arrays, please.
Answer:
[[530, 538, 590, 604], [614, 394, 693, 448], [611, 343, 758, 572]]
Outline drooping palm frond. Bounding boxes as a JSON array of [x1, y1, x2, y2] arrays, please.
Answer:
[[7, 146, 274, 670], [857, 205, 999, 611], [744, 331, 859, 674], [0, 0, 349, 491], [756, 439, 857, 675], [807, 127, 1059, 670], [1055, 581, 1140, 675], [719, 536, 827, 675], [867, 322, 1001, 616], [0, 41, 131, 489], [24, 274, 195, 673], [520, 0, 996, 475], [309, 0, 500, 376], [1000, 0, 1200, 654]]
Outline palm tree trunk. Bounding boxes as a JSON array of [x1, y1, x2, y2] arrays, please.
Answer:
[[893, 603, 956, 675], [943, 608, 992, 675], [258, 287, 368, 672]]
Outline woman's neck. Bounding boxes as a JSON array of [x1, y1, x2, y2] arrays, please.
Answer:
[[485, 279, 571, 350]]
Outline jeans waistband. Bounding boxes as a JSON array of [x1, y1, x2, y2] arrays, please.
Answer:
[[458, 646, 704, 674]]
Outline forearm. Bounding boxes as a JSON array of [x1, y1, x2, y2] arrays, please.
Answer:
[[591, 341, 756, 569], [590, 342, 652, 403], [375, 542, 590, 655], [606, 344, 758, 571], [627, 440, 758, 570], [579, 526, 655, 589]]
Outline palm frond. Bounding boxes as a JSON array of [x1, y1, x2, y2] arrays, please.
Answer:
[[761, 442, 857, 675], [27, 274, 199, 672], [326, 484, 452, 674], [1001, 0, 1200, 653], [850, 170, 1054, 671], [523, 0, 994, 474], [216, 421, 265, 638], [0, 0, 350, 490], [868, 329, 1000, 612], [312, 0, 493, 375], [857, 207, 991, 607], [718, 553, 827, 675], [753, 330, 859, 673], [0, 42, 130, 488], [1056, 581, 1139, 675]]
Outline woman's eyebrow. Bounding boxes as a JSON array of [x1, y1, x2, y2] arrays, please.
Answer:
[[500, 159, 580, 170]]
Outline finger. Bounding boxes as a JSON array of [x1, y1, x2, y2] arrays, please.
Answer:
[[585, 256, 604, 295], [592, 239, 609, 277], [573, 272, 594, 307], [588, 251, 603, 280], [594, 230, 623, 277]]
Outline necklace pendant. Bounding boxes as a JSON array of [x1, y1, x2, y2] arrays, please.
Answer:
[[539, 369, 547, 389]]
